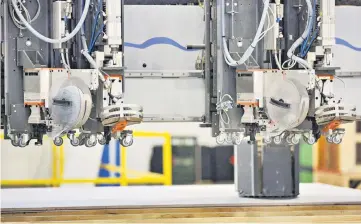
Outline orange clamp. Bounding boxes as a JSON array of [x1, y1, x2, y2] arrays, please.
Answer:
[[112, 120, 128, 133]]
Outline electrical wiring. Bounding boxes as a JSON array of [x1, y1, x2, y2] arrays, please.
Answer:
[[89, 12, 101, 48], [282, 59, 297, 70], [89, 0, 103, 51], [274, 51, 282, 70], [221, 0, 270, 67], [303, 28, 319, 54], [286, 0, 313, 70], [9, 0, 41, 30], [78, 0, 118, 104], [60, 51, 70, 70], [300, 0, 317, 57], [65, 49, 71, 68], [220, 110, 230, 125], [11, 0, 91, 44], [257, 21, 276, 43], [217, 94, 234, 125], [79, 0, 111, 102], [256, 5, 276, 42]]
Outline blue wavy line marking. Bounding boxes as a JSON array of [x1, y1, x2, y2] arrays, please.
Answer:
[[125, 36, 361, 52], [336, 37, 361, 52], [124, 37, 199, 51]]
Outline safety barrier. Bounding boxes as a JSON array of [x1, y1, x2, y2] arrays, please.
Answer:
[[0, 131, 172, 187]]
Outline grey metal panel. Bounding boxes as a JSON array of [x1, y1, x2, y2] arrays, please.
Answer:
[[236, 142, 299, 198], [283, 0, 301, 54], [226, 0, 260, 67], [262, 145, 293, 197], [216, 0, 243, 131], [124, 79, 206, 117], [235, 143, 259, 196], [23, 76, 40, 93], [293, 144, 300, 195]]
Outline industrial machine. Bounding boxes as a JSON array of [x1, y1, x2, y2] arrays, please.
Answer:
[[0, 0, 360, 197], [213, 0, 357, 147], [1, 0, 143, 147]]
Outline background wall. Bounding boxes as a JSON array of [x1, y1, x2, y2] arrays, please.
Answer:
[[1, 5, 361, 183]]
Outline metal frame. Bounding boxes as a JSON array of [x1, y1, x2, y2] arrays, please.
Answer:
[[1, 0, 51, 138]]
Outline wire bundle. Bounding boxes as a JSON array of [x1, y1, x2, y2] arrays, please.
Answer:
[[221, 0, 271, 67], [88, 0, 106, 53], [285, 0, 314, 70], [217, 94, 234, 125], [300, 0, 319, 58], [9, 0, 41, 30]]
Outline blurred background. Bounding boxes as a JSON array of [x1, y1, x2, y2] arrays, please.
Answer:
[[1, 4, 361, 190]]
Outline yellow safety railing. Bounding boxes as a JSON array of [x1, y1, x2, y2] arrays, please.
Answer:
[[0, 131, 172, 187]]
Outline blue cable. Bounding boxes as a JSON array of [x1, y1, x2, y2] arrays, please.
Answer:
[[89, 23, 105, 52], [88, 0, 103, 50], [300, 0, 316, 57], [304, 28, 319, 54]]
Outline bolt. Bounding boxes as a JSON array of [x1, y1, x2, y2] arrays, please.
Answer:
[[25, 40, 32, 47]]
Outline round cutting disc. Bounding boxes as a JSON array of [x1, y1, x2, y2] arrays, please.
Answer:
[[265, 78, 309, 135]]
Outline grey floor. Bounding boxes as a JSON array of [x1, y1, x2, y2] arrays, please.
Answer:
[[2, 183, 361, 211]]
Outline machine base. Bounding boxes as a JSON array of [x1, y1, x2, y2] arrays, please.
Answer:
[[235, 143, 300, 198]]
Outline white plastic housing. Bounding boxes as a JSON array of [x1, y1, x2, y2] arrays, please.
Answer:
[[106, 0, 122, 47], [320, 0, 335, 47]]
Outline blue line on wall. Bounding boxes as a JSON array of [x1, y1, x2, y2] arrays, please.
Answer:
[[124, 36, 361, 52], [124, 37, 199, 51], [335, 38, 361, 52]]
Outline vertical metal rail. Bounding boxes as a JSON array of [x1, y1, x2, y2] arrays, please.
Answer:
[[211, 0, 220, 137], [204, 0, 212, 124]]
